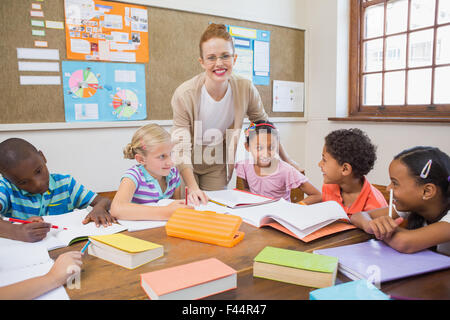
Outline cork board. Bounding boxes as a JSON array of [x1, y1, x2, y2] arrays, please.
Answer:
[[0, 0, 304, 124]]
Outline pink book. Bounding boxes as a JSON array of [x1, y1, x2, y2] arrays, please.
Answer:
[[140, 258, 237, 300]]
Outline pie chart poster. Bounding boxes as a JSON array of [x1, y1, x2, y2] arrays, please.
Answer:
[[62, 61, 147, 122]]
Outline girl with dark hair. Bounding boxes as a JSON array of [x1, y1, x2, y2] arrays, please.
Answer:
[[351, 146, 450, 254]]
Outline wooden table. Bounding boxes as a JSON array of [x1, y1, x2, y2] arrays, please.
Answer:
[[49, 223, 450, 300]]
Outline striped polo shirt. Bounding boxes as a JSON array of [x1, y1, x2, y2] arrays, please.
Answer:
[[122, 164, 180, 204], [0, 173, 96, 220]]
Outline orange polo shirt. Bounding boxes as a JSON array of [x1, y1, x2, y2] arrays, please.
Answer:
[[322, 177, 388, 216]]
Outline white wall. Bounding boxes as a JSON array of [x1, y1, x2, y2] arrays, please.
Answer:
[[0, 0, 308, 193], [2, 0, 447, 193], [304, 0, 450, 189]]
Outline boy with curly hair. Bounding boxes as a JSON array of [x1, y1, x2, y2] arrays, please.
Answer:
[[318, 128, 387, 216]]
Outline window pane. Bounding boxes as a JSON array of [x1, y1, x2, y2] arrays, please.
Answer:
[[386, 0, 408, 34], [409, 29, 434, 67], [385, 35, 406, 70], [364, 39, 383, 72], [364, 4, 384, 38], [436, 25, 450, 65], [385, 71, 405, 105], [410, 0, 436, 30], [434, 66, 450, 104], [363, 73, 382, 105], [438, 0, 450, 24], [407, 68, 432, 104]]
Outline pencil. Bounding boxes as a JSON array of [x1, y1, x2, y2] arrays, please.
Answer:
[[4, 217, 67, 230], [185, 186, 188, 205], [388, 188, 393, 218], [81, 240, 91, 254]]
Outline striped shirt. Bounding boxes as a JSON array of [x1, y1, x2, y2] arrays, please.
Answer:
[[122, 165, 180, 204], [0, 174, 96, 220]]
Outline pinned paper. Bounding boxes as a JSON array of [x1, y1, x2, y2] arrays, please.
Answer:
[[273, 80, 304, 112], [32, 29, 46, 36], [31, 3, 42, 10], [34, 40, 48, 47], [20, 76, 61, 85], [45, 20, 64, 29], [18, 61, 59, 72], [30, 10, 44, 17], [17, 48, 60, 60], [31, 19, 45, 27]]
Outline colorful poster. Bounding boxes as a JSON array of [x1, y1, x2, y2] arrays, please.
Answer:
[[227, 25, 270, 86], [62, 61, 146, 122], [64, 0, 148, 63]]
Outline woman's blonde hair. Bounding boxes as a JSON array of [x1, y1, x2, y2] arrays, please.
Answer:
[[123, 124, 171, 159]]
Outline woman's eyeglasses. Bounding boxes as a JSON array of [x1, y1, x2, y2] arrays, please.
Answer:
[[204, 53, 234, 64]]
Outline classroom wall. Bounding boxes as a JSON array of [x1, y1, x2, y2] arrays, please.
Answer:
[[1, 0, 448, 193], [0, 0, 308, 193], [304, 0, 450, 189]]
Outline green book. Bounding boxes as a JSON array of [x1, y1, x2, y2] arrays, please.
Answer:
[[253, 246, 338, 288]]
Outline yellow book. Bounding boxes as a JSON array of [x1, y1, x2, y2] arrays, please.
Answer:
[[88, 234, 163, 269]]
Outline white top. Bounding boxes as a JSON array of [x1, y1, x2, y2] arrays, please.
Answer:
[[196, 83, 234, 145], [396, 208, 450, 255]]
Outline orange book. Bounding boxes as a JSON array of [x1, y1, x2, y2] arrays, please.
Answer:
[[140, 258, 237, 300], [165, 208, 244, 247]]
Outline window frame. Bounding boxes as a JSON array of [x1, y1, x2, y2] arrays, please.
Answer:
[[348, 0, 450, 121]]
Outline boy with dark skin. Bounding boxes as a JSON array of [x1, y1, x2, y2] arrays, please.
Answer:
[[0, 138, 116, 242]]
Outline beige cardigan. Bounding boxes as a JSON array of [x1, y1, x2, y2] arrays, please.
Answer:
[[170, 72, 268, 178]]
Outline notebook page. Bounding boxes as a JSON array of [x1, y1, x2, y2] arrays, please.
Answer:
[[117, 199, 173, 232], [0, 243, 69, 300], [205, 190, 272, 207], [43, 209, 127, 248]]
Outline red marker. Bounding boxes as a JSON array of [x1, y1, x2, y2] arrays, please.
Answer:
[[5, 217, 68, 230]]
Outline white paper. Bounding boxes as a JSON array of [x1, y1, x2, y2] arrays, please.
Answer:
[[115, 70, 136, 82], [18, 61, 60, 72], [70, 38, 91, 54], [30, 10, 44, 17], [45, 20, 64, 29], [0, 243, 69, 300], [104, 14, 123, 29], [110, 31, 129, 43], [233, 48, 253, 82], [20, 76, 61, 85], [273, 80, 304, 112], [34, 41, 48, 47], [229, 26, 257, 39], [75, 103, 99, 120], [17, 48, 59, 60], [98, 40, 110, 61], [31, 20, 45, 27], [253, 40, 270, 73], [110, 51, 136, 62]]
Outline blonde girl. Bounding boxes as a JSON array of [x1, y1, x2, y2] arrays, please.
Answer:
[[110, 124, 190, 220]]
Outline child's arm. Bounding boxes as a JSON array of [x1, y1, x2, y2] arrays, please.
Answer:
[[110, 178, 190, 220], [82, 195, 117, 227], [350, 207, 404, 240], [0, 218, 51, 243], [0, 251, 82, 300], [383, 221, 450, 254], [297, 181, 322, 205]]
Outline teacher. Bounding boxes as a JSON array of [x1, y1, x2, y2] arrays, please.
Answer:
[[171, 23, 300, 205]]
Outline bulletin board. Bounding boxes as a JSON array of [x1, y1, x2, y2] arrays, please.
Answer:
[[0, 0, 305, 124]]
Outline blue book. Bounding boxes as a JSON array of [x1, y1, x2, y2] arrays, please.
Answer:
[[309, 280, 390, 300]]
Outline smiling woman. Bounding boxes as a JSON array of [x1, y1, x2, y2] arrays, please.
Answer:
[[170, 23, 300, 206]]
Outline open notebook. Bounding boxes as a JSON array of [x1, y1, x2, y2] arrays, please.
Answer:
[[205, 189, 276, 208], [0, 209, 127, 251], [229, 199, 352, 240], [0, 243, 69, 300]]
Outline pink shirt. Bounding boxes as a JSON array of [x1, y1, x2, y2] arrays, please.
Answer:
[[235, 159, 308, 201]]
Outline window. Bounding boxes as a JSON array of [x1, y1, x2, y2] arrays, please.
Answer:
[[349, 0, 450, 120]]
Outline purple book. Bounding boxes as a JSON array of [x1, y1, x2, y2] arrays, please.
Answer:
[[314, 239, 450, 283]]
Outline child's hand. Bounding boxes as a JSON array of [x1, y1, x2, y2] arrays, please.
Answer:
[[82, 208, 117, 227], [26, 216, 44, 223], [14, 222, 51, 242], [187, 189, 208, 206], [365, 216, 404, 240], [164, 200, 193, 218], [47, 251, 83, 287]]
